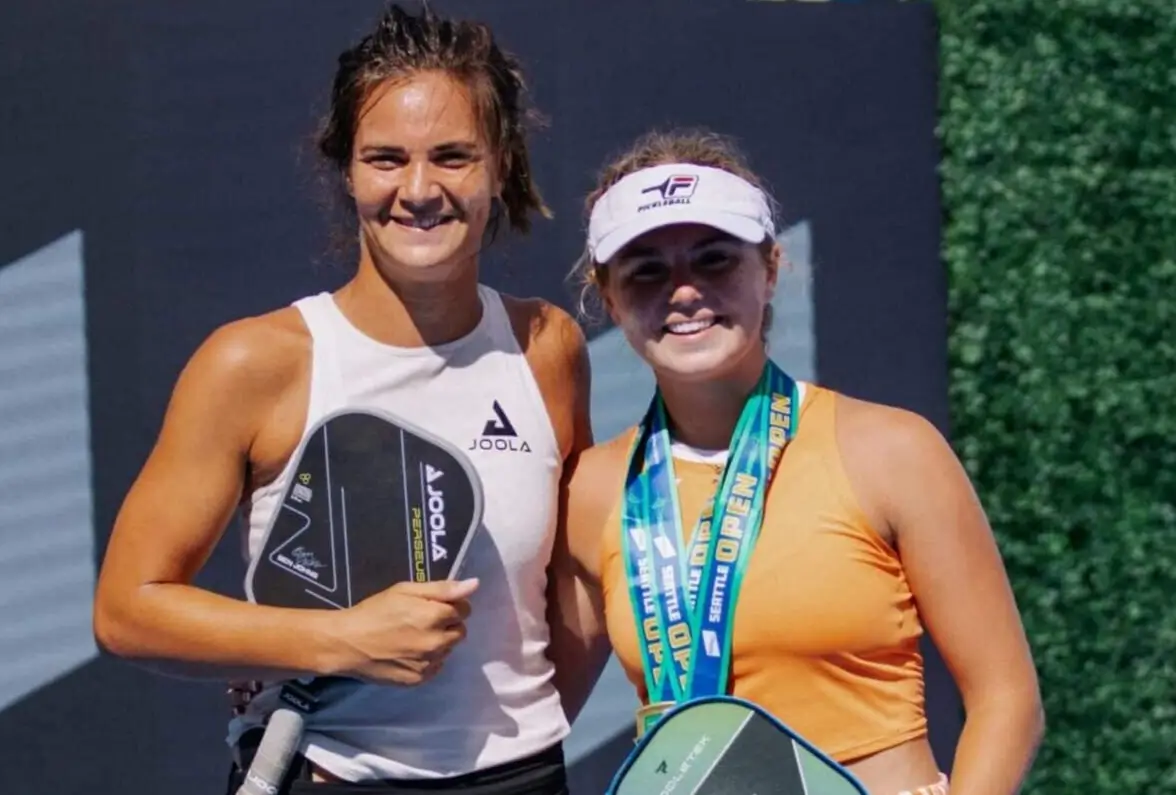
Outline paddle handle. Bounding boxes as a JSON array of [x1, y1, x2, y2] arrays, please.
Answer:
[[235, 707, 304, 795]]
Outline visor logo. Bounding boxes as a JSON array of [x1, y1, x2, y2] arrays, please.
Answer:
[[642, 174, 698, 200], [638, 174, 699, 212]]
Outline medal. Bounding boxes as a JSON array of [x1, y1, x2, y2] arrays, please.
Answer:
[[635, 701, 674, 740], [620, 361, 800, 720]]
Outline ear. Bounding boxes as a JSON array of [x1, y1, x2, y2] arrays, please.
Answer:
[[764, 240, 783, 298], [599, 272, 622, 326], [604, 296, 621, 327], [343, 166, 355, 198]]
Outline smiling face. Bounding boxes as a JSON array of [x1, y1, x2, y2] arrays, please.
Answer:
[[601, 223, 779, 384], [346, 70, 501, 282]]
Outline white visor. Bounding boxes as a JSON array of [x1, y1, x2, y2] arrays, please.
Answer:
[[587, 163, 775, 264]]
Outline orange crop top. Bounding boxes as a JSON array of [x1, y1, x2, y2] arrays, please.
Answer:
[[600, 383, 928, 764]]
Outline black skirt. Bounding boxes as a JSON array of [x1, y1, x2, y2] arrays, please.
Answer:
[[226, 730, 568, 795]]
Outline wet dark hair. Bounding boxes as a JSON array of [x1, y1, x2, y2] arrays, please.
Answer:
[[315, 2, 550, 244], [571, 128, 781, 321]]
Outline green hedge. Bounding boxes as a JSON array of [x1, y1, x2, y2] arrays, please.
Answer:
[[938, 1, 1176, 790]]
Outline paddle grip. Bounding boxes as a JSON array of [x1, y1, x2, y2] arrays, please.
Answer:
[[235, 707, 304, 795]]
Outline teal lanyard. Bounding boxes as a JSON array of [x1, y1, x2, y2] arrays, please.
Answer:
[[620, 361, 799, 704]]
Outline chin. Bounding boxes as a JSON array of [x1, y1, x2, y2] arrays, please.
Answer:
[[641, 330, 763, 384], [375, 234, 475, 279], [648, 348, 743, 383], [392, 247, 463, 273]]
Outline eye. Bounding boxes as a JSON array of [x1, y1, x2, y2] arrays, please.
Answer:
[[624, 260, 668, 284], [695, 248, 739, 270], [365, 153, 407, 169], [434, 151, 475, 168]]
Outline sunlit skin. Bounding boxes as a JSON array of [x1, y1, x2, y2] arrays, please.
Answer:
[[336, 70, 502, 347]]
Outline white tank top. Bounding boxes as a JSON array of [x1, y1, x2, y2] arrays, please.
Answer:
[[226, 286, 569, 780]]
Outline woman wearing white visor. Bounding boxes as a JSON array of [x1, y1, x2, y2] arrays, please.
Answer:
[[547, 129, 1043, 795]]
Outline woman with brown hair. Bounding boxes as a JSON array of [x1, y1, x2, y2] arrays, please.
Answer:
[[548, 128, 1044, 794], [94, 5, 590, 793]]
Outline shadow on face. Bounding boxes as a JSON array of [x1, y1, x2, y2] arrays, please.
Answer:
[[599, 223, 780, 382]]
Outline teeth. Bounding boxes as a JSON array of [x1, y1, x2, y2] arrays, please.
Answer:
[[667, 318, 716, 334], [398, 217, 447, 230]]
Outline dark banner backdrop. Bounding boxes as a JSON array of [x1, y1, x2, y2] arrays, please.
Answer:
[[0, 1, 954, 793]]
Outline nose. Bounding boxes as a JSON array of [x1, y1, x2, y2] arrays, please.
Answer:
[[667, 261, 704, 307], [398, 161, 443, 215]]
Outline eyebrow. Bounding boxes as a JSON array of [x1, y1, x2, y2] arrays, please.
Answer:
[[357, 140, 480, 157], [691, 232, 739, 250]]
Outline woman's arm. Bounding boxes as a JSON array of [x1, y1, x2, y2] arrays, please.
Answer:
[[847, 399, 1044, 794], [545, 440, 624, 725], [94, 316, 473, 685], [93, 317, 346, 681], [507, 297, 616, 725]]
